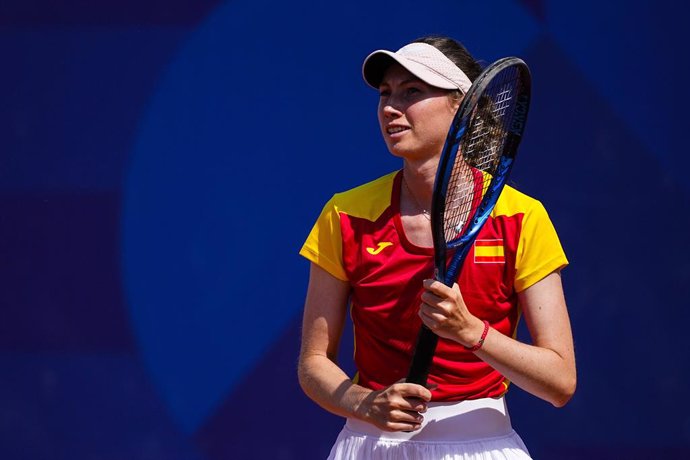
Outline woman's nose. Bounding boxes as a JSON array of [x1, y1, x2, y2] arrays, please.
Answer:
[[382, 102, 402, 118]]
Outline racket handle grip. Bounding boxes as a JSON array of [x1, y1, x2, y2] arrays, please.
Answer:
[[406, 325, 438, 386]]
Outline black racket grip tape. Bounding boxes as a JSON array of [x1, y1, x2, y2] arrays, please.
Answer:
[[406, 325, 438, 385]]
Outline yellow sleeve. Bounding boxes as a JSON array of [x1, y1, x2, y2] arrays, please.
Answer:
[[299, 196, 348, 281], [514, 200, 568, 292]]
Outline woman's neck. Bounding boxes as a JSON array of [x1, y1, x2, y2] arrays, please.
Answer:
[[402, 158, 438, 209], [397, 158, 437, 248]]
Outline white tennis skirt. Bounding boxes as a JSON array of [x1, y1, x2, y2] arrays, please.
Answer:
[[326, 397, 531, 460]]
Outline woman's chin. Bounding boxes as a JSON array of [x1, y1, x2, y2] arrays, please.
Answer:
[[387, 143, 416, 158], [388, 146, 438, 163]]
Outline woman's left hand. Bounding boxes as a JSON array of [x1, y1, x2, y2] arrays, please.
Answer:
[[418, 279, 485, 347]]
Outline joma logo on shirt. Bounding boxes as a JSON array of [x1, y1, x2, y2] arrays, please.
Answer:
[[366, 242, 393, 255]]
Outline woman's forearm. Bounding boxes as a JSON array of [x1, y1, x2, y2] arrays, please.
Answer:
[[473, 326, 576, 407], [474, 274, 576, 407], [298, 352, 371, 419], [298, 351, 433, 432]]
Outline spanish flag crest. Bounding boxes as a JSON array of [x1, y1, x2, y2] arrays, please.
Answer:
[[474, 239, 505, 264]]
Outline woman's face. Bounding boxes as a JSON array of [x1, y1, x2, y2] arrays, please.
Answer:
[[377, 63, 459, 161]]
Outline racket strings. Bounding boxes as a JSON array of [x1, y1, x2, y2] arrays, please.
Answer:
[[442, 67, 522, 243], [444, 165, 475, 238]]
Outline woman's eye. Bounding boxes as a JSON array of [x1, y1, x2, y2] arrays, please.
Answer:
[[406, 87, 421, 96], [379, 90, 391, 98]]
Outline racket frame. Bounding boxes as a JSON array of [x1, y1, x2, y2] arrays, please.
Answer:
[[406, 57, 532, 386]]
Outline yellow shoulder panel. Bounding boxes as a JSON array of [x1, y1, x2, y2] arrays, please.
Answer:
[[491, 184, 537, 218], [332, 171, 398, 222]]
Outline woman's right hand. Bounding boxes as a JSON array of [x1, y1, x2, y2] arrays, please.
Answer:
[[356, 381, 432, 432]]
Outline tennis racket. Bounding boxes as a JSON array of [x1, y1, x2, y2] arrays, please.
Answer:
[[406, 57, 532, 386]]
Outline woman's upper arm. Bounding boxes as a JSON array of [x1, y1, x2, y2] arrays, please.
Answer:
[[518, 271, 575, 365], [300, 263, 351, 361]]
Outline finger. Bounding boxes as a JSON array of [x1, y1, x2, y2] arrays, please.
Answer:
[[401, 396, 428, 413], [387, 421, 423, 432], [373, 406, 424, 432], [396, 382, 433, 401], [389, 409, 425, 426], [421, 289, 457, 314], [419, 299, 451, 318], [419, 306, 445, 327], [386, 382, 432, 409], [424, 279, 465, 303], [419, 310, 439, 331], [386, 409, 426, 432], [418, 309, 435, 329], [423, 278, 451, 295], [420, 290, 443, 305]]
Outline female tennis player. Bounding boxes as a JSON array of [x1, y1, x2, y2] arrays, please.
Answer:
[[298, 35, 576, 459]]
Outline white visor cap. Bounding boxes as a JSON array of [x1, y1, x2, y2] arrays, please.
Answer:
[[362, 42, 472, 93]]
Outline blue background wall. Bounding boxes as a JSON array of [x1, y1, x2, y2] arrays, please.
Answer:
[[2, 0, 689, 458]]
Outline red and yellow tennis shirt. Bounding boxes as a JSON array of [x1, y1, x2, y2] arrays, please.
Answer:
[[300, 170, 568, 401]]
